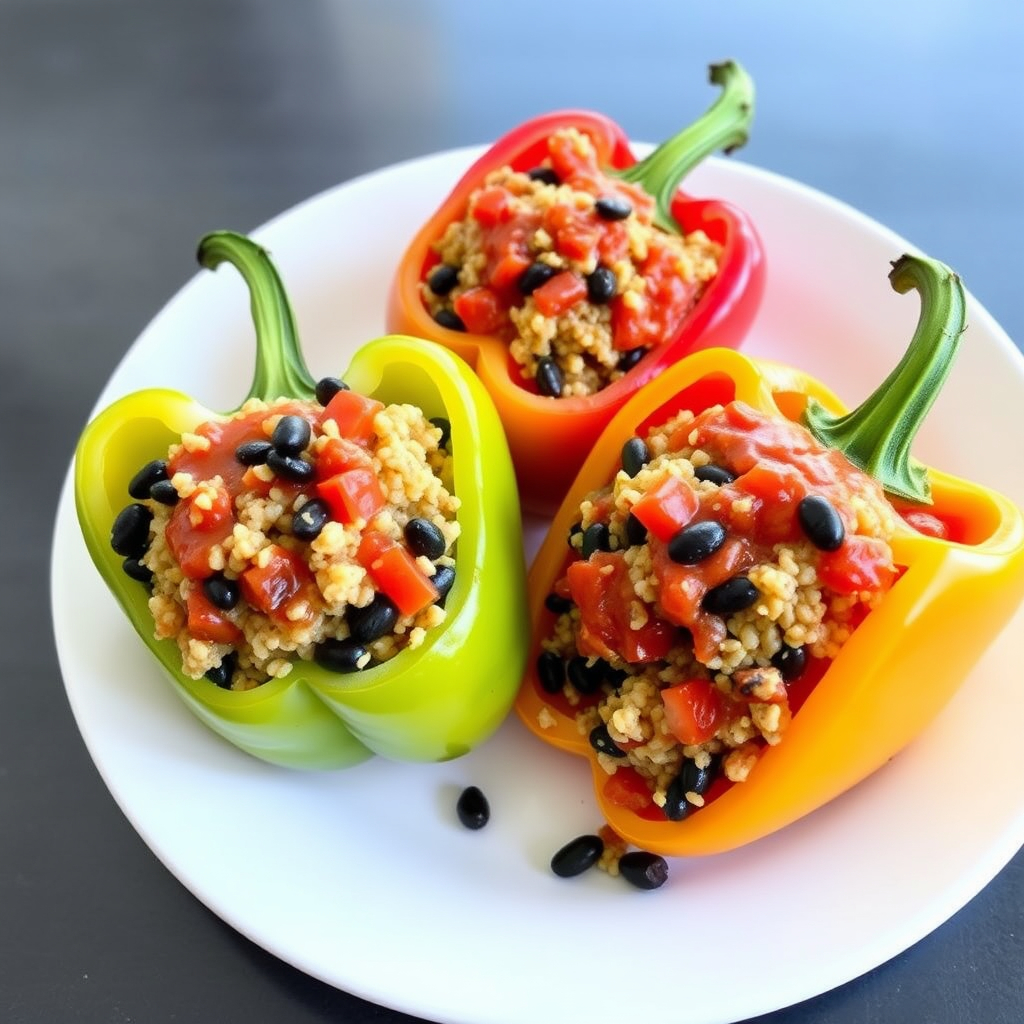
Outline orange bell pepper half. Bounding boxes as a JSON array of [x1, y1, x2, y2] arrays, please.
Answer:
[[386, 61, 765, 515], [515, 254, 1024, 856]]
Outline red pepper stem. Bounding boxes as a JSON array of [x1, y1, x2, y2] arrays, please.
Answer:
[[803, 254, 966, 504], [196, 231, 318, 405], [612, 60, 754, 234]]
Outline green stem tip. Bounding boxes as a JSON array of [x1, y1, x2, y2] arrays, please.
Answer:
[[803, 253, 967, 505], [612, 59, 755, 234], [197, 231, 317, 406]]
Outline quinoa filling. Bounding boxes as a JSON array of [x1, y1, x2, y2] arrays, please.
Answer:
[[113, 384, 460, 691], [538, 401, 900, 818], [422, 128, 721, 398]]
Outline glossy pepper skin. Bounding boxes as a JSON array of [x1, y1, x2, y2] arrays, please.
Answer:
[[387, 61, 765, 515], [75, 231, 528, 770], [516, 255, 1024, 856]]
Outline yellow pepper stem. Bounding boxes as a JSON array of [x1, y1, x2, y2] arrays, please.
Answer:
[[803, 253, 966, 504]]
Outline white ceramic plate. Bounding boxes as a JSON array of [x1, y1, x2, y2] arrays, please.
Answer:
[[51, 147, 1024, 1024]]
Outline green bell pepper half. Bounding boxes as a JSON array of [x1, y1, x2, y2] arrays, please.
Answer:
[[74, 230, 529, 769]]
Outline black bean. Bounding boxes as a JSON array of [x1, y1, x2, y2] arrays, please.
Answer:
[[536, 357, 564, 398], [620, 437, 649, 478], [536, 650, 566, 693], [694, 463, 736, 486], [771, 644, 807, 682], [205, 651, 238, 690], [702, 576, 759, 616], [619, 851, 669, 890], [625, 513, 648, 547], [110, 503, 152, 558], [668, 520, 727, 565], [202, 575, 240, 611], [292, 498, 331, 541], [527, 166, 560, 186], [595, 195, 633, 221], [662, 774, 693, 822], [550, 834, 604, 878], [429, 416, 452, 449], [148, 479, 178, 505], [518, 261, 557, 296], [589, 723, 627, 758], [617, 346, 648, 372], [315, 376, 349, 406], [266, 449, 314, 483], [544, 592, 573, 615], [404, 517, 446, 560], [121, 557, 152, 585], [456, 785, 490, 830], [798, 494, 845, 551], [566, 656, 603, 695], [581, 522, 611, 559], [314, 638, 370, 673], [585, 265, 617, 304], [128, 459, 168, 499], [271, 414, 311, 456], [427, 263, 460, 297], [568, 522, 583, 547], [680, 757, 716, 796], [432, 564, 456, 606], [347, 593, 399, 644], [433, 308, 466, 332], [235, 439, 273, 466], [602, 662, 629, 690]]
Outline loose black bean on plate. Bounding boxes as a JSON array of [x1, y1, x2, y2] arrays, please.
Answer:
[[202, 574, 240, 611], [617, 346, 648, 372], [314, 637, 370, 673], [581, 522, 611, 559], [595, 195, 632, 221], [404, 517, 446, 560], [271, 414, 311, 456], [618, 851, 669, 890], [518, 261, 557, 296], [702, 576, 759, 616], [265, 449, 314, 483], [589, 723, 627, 758], [315, 376, 349, 406], [798, 494, 845, 551], [235, 439, 273, 466], [620, 436, 649, 478], [771, 643, 807, 682], [535, 356, 564, 398], [668, 520, 726, 565], [347, 593, 399, 645], [128, 459, 168, 499], [427, 263, 460, 297], [292, 498, 331, 542], [585, 265, 617, 304], [456, 785, 490, 830], [110, 503, 152, 558], [550, 834, 604, 878], [694, 463, 736, 486], [536, 650, 566, 694], [433, 308, 466, 332]]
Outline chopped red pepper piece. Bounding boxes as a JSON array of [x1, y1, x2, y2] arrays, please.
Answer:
[[532, 270, 587, 318], [630, 475, 699, 542], [317, 468, 386, 524], [357, 531, 439, 617], [240, 544, 318, 625], [185, 588, 243, 646], [315, 436, 372, 480], [453, 287, 506, 336], [661, 679, 725, 745], [321, 389, 383, 445]]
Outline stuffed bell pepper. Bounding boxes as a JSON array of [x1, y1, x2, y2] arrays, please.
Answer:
[[387, 60, 765, 514], [76, 231, 528, 770], [516, 254, 1024, 856]]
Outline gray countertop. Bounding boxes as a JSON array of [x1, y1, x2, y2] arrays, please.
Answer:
[[3, 2, 1022, 1021]]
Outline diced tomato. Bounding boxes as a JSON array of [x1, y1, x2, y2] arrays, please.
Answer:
[[315, 436, 372, 480], [185, 588, 243, 645], [602, 766, 655, 813], [185, 484, 232, 532], [629, 475, 699, 542], [317, 467, 385, 524], [900, 508, 949, 539], [471, 186, 513, 228], [453, 286, 506, 335], [661, 679, 725, 745], [165, 498, 234, 580], [356, 531, 439, 617], [321, 389, 383, 445], [566, 551, 676, 664], [240, 545, 318, 625], [817, 535, 897, 594], [531, 270, 587, 318]]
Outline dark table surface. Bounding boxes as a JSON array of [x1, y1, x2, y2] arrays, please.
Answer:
[[3, 2, 1023, 1022]]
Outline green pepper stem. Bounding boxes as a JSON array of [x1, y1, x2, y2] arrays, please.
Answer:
[[197, 231, 317, 405], [803, 254, 966, 504], [612, 60, 755, 234]]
